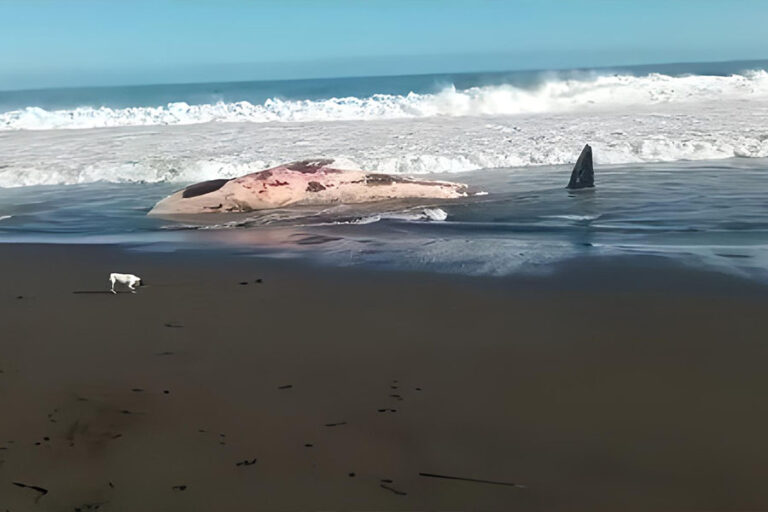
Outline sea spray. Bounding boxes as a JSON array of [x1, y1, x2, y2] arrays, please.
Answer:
[[3, 70, 768, 131]]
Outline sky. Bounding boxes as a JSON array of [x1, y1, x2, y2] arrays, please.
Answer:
[[1, 0, 767, 90]]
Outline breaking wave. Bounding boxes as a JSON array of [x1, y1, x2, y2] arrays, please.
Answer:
[[3, 69, 768, 188], [3, 70, 768, 130]]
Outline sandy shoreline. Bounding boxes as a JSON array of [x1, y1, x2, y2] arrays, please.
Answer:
[[2, 243, 768, 511]]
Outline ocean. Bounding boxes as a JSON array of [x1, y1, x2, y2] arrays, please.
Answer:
[[1, 60, 767, 277]]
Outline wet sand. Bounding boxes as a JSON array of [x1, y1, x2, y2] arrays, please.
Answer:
[[2, 243, 768, 511]]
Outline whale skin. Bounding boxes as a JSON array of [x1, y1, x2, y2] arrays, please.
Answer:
[[148, 159, 468, 215]]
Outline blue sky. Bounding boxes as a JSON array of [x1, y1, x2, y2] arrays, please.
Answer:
[[1, 0, 767, 89]]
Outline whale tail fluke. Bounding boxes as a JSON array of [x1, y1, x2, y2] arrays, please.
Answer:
[[566, 144, 594, 190]]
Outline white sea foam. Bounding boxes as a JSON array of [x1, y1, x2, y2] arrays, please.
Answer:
[[340, 207, 448, 225], [421, 208, 448, 221], [349, 215, 383, 225], [2, 71, 768, 131], [2, 71, 768, 188], [377, 208, 449, 222], [545, 214, 601, 221], [158, 206, 448, 231], [0, 215, 11, 221]]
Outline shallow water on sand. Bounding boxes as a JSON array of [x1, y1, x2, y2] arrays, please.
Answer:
[[1, 157, 766, 279]]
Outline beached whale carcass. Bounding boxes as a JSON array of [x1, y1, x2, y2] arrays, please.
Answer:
[[148, 159, 469, 215]]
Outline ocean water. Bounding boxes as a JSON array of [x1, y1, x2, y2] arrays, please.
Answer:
[[1, 60, 767, 277]]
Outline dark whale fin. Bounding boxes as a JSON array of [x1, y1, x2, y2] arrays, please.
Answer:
[[566, 144, 594, 190], [182, 178, 230, 198]]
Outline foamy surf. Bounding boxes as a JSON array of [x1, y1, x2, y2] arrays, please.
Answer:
[[3, 104, 767, 188], [2, 70, 768, 131], [3, 66, 768, 189], [346, 207, 449, 224], [156, 205, 445, 234], [544, 214, 601, 221]]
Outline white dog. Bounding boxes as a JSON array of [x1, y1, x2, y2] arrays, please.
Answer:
[[109, 273, 143, 294]]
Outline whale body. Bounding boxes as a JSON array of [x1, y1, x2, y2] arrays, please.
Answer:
[[148, 159, 469, 215]]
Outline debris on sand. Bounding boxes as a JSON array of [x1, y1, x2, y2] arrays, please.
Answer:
[[12, 482, 49, 501], [418, 472, 525, 488], [380, 483, 407, 496]]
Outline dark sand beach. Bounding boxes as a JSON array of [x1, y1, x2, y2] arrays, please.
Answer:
[[3, 243, 768, 511]]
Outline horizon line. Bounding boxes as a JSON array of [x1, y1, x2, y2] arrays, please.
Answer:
[[2, 56, 767, 94]]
